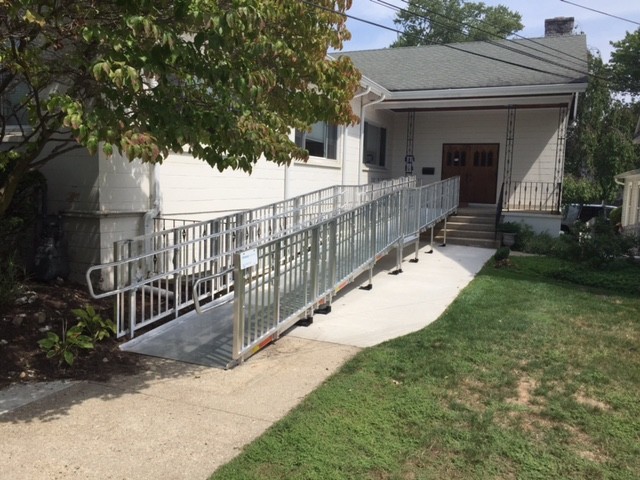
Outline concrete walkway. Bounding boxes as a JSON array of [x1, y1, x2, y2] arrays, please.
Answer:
[[0, 244, 494, 480]]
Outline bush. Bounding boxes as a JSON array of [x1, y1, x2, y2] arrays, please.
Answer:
[[519, 232, 558, 255], [0, 255, 23, 314], [562, 176, 603, 204], [609, 206, 622, 229], [497, 222, 519, 233], [494, 246, 511, 261], [557, 218, 637, 267]]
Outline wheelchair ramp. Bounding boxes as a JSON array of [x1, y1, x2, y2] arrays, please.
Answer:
[[88, 176, 460, 368], [120, 301, 234, 368]]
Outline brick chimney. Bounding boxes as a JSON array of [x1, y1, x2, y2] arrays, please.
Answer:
[[545, 17, 575, 36]]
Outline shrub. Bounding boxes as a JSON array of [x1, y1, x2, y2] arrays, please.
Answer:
[[558, 218, 637, 266], [519, 232, 558, 255], [38, 304, 116, 368], [73, 305, 116, 341], [609, 206, 622, 229], [0, 255, 23, 314], [494, 246, 511, 261], [562, 175, 602, 204], [38, 322, 94, 366], [497, 222, 520, 233]]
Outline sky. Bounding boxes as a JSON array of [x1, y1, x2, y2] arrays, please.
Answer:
[[341, 0, 640, 63]]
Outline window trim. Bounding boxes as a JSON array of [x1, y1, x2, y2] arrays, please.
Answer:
[[294, 122, 342, 169]]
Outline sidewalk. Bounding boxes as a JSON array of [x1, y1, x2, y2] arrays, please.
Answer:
[[0, 244, 494, 480]]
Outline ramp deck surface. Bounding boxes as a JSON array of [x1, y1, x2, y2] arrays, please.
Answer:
[[120, 301, 235, 368]]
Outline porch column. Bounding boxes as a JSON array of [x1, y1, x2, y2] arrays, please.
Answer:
[[502, 105, 517, 209]]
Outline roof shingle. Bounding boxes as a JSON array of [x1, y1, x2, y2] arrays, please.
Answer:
[[336, 35, 588, 92]]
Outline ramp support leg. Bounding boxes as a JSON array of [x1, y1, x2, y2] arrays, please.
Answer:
[[409, 236, 420, 263]]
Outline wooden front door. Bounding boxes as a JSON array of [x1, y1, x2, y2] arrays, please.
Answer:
[[442, 144, 499, 204]]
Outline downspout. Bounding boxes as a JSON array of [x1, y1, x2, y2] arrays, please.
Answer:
[[142, 163, 161, 277], [357, 92, 386, 185], [343, 86, 372, 185], [572, 92, 579, 124], [143, 163, 161, 236], [284, 161, 290, 199]]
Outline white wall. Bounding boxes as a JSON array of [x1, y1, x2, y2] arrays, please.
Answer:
[[386, 107, 564, 199], [41, 145, 99, 214], [157, 153, 285, 219], [511, 108, 563, 184]]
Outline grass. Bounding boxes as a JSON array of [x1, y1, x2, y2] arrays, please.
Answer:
[[211, 256, 640, 480]]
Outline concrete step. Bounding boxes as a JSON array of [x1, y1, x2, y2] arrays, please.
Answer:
[[436, 237, 500, 249], [445, 222, 495, 232], [447, 214, 496, 225], [428, 207, 500, 249], [456, 207, 497, 217], [437, 229, 496, 240]]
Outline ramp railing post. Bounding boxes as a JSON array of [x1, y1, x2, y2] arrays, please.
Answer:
[[367, 202, 377, 288], [411, 188, 421, 263], [329, 219, 337, 296], [393, 190, 404, 274], [310, 228, 319, 304], [232, 253, 245, 361], [274, 241, 282, 323], [173, 229, 182, 318]]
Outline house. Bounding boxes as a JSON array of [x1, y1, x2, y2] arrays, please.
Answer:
[[38, 18, 588, 285]]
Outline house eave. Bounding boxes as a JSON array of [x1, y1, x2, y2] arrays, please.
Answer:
[[384, 83, 588, 102], [360, 75, 389, 98], [615, 169, 640, 182]]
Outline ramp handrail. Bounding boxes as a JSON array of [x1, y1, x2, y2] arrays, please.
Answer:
[[87, 176, 417, 338], [230, 176, 459, 364]]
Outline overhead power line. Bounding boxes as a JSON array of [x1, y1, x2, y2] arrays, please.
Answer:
[[560, 0, 640, 27]]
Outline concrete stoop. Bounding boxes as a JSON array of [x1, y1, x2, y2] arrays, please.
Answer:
[[433, 207, 500, 249]]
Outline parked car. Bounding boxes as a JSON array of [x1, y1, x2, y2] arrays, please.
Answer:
[[561, 203, 616, 233]]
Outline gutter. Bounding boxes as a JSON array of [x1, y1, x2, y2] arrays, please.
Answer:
[[143, 163, 161, 236], [386, 83, 589, 102]]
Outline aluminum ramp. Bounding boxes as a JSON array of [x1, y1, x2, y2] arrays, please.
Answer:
[[87, 177, 460, 368]]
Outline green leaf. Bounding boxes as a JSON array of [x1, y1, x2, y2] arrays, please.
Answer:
[[63, 350, 74, 366]]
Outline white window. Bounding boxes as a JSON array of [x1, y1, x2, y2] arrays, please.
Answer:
[[295, 121, 337, 160], [363, 122, 386, 167]]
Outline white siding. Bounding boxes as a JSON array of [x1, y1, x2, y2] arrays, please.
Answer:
[[386, 107, 564, 201], [41, 146, 99, 213], [389, 109, 508, 189], [511, 108, 563, 184], [157, 153, 285, 219], [98, 151, 151, 213]]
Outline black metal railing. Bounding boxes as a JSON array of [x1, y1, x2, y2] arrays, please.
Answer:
[[502, 181, 562, 213], [495, 183, 504, 239]]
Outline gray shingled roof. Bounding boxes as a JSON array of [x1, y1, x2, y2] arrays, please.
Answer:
[[337, 35, 588, 92]]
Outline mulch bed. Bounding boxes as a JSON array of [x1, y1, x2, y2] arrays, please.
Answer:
[[0, 280, 143, 389]]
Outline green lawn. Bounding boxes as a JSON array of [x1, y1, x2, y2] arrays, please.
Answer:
[[211, 256, 640, 480]]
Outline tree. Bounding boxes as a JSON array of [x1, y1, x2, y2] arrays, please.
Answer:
[[565, 55, 640, 203], [0, 0, 361, 216], [391, 0, 523, 47], [610, 28, 640, 97]]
